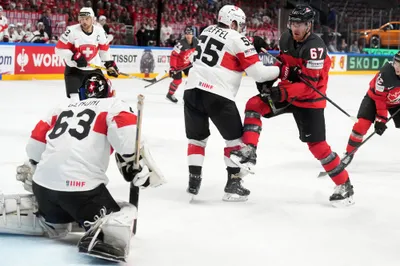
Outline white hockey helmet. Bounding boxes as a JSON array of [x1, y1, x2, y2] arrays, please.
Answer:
[[79, 7, 95, 18], [218, 5, 246, 34], [0, 5, 3, 12]]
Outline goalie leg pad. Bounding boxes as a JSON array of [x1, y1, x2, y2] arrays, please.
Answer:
[[79, 203, 137, 261], [0, 193, 71, 238], [141, 140, 167, 187]]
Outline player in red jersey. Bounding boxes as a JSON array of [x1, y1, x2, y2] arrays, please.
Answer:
[[166, 26, 198, 103], [231, 4, 354, 206], [343, 51, 400, 167]]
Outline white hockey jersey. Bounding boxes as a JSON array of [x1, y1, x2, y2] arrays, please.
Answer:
[[14, 30, 25, 42], [185, 25, 280, 101], [30, 30, 49, 43], [0, 15, 8, 40], [55, 24, 111, 71], [27, 97, 138, 192]]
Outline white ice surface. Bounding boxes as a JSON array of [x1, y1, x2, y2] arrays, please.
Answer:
[[0, 75, 400, 266]]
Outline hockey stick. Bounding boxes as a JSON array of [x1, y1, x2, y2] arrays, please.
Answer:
[[144, 64, 192, 88], [89, 63, 154, 82], [317, 107, 400, 178], [130, 94, 145, 234], [260, 48, 357, 122]]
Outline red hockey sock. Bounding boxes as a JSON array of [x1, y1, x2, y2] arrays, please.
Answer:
[[346, 118, 372, 154], [242, 95, 272, 146], [308, 141, 349, 185], [168, 79, 182, 95]]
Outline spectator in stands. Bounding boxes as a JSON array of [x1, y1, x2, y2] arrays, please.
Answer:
[[165, 33, 177, 47], [136, 23, 147, 46], [38, 9, 52, 38], [327, 5, 336, 30], [338, 38, 348, 53], [160, 21, 172, 46], [349, 40, 360, 53], [145, 19, 157, 46]]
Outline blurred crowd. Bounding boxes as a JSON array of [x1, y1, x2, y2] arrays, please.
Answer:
[[0, 0, 280, 47]]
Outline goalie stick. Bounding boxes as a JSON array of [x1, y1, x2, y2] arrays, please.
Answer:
[[130, 94, 144, 234]]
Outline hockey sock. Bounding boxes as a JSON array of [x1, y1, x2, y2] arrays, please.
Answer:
[[224, 139, 242, 168], [346, 118, 372, 154], [168, 79, 182, 95], [308, 141, 349, 185], [242, 95, 272, 146], [187, 139, 207, 175]]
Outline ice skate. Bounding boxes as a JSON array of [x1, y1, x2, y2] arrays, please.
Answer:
[[223, 173, 250, 202], [229, 144, 256, 173], [329, 179, 354, 207], [166, 93, 178, 103], [187, 174, 202, 200]]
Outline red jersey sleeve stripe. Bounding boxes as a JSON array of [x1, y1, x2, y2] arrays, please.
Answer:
[[98, 43, 110, 51], [236, 52, 260, 70], [220, 52, 243, 72], [30, 115, 57, 143], [55, 40, 74, 50], [112, 111, 137, 128], [93, 112, 108, 135]]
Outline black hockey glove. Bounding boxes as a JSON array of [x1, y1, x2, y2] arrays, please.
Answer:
[[374, 119, 387, 136], [169, 67, 180, 79], [256, 80, 277, 93], [252, 36, 268, 54], [280, 65, 301, 83], [104, 60, 119, 77], [72, 52, 88, 68], [260, 85, 287, 103], [115, 153, 151, 188]]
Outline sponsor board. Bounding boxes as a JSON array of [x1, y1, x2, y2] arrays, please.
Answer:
[[14, 45, 65, 74], [347, 55, 392, 71], [0, 45, 15, 74], [328, 53, 346, 72]]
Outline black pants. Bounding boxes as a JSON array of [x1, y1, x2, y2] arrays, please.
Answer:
[[263, 99, 326, 143], [64, 66, 103, 98], [184, 88, 243, 141], [357, 94, 400, 127], [33, 182, 121, 226]]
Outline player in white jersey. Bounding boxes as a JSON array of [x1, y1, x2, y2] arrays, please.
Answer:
[[30, 22, 49, 43], [183, 5, 291, 201], [0, 6, 8, 41], [55, 7, 119, 101], [0, 74, 165, 262], [14, 22, 25, 42]]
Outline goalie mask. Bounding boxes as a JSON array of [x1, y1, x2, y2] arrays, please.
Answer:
[[79, 73, 114, 100]]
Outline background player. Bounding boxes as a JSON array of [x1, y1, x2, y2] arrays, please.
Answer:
[[55, 7, 119, 101], [166, 26, 198, 103], [231, 5, 354, 207], [183, 5, 286, 201], [343, 51, 400, 167]]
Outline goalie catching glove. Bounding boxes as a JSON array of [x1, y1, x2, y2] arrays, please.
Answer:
[[115, 142, 166, 188], [16, 159, 38, 192]]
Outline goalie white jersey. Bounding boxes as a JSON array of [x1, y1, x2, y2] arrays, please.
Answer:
[[27, 97, 137, 192], [55, 24, 111, 70], [184, 25, 279, 101]]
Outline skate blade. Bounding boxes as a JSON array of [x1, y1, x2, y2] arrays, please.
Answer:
[[330, 196, 355, 208], [222, 193, 248, 202], [79, 249, 126, 263], [229, 155, 255, 174]]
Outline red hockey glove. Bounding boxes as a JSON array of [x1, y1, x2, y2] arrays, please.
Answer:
[[72, 52, 88, 68], [280, 65, 301, 82], [104, 60, 119, 78]]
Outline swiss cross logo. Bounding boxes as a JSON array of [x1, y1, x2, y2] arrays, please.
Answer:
[[78, 44, 97, 61]]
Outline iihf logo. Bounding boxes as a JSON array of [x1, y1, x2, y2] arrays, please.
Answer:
[[66, 180, 86, 187]]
